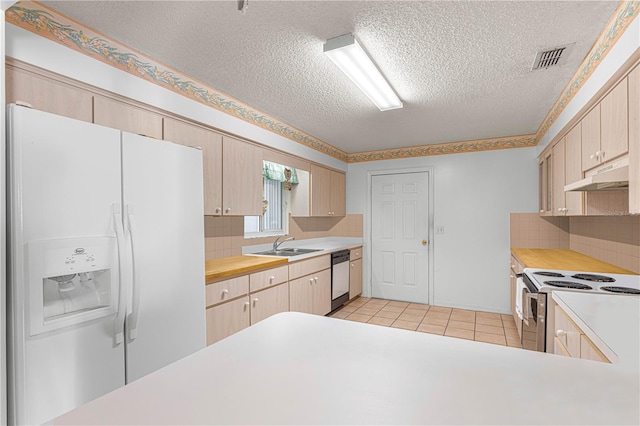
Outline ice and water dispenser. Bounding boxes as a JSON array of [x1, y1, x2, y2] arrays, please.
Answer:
[[26, 237, 118, 335]]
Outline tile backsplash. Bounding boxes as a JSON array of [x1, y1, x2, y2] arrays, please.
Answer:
[[204, 214, 363, 260], [510, 213, 640, 273]]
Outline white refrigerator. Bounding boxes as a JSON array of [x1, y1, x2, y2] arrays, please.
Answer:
[[6, 105, 206, 425]]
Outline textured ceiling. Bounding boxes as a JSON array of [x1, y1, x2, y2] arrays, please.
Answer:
[[42, 0, 618, 154]]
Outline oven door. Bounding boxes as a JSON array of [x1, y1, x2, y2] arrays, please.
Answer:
[[521, 275, 547, 352]]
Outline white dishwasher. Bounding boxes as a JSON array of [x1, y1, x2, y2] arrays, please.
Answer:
[[331, 250, 350, 311]]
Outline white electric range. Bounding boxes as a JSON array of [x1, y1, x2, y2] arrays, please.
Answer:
[[518, 268, 640, 352]]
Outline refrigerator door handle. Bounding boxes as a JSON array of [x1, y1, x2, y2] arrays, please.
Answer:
[[126, 204, 141, 341], [112, 204, 127, 345]]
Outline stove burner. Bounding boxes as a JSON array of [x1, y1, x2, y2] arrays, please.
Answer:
[[571, 274, 616, 283], [544, 280, 593, 290], [533, 271, 565, 277], [600, 286, 640, 295]]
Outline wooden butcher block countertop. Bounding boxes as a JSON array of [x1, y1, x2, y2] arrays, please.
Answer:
[[511, 249, 637, 274], [205, 255, 288, 282]]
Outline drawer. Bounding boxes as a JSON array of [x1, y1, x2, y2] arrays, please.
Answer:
[[554, 305, 581, 358], [350, 246, 362, 261], [289, 254, 331, 280], [205, 275, 249, 308], [510, 255, 524, 274], [250, 265, 289, 292]]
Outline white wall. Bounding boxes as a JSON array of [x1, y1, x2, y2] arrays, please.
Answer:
[[5, 24, 347, 172], [347, 147, 539, 313]]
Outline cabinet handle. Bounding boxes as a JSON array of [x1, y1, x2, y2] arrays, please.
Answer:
[[555, 329, 566, 337], [310, 278, 314, 285], [590, 153, 596, 160], [269, 275, 275, 282], [225, 208, 231, 213], [252, 298, 259, 305], [222, 289, 229, 296], [539, 209, 545, 213], [510, 274, 515, 279], [215, 207, 221, 213], [351, 263, 355, 267], [315, 277, 318, 283], [596, 150, 603, 159], [244, 302, 250, 309]]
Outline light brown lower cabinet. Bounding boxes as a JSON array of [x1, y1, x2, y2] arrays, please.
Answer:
[[553, 304, 610, 363], [349, 258, 363, 300], [289, 269, 331, 316], [249, 282, 290, 325], [206, 296, 250, 345]]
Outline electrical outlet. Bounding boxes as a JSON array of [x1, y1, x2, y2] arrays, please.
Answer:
[[436, 226, 445, 234]]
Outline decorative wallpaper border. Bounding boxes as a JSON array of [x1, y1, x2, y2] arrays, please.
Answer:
[[534, 0, 640, 144], [5, 1, 639, 163], [347, 134, 537, 163], [5, 1, 349, 162]]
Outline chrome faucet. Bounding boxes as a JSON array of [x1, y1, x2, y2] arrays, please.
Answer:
[[273, 235, 295, 251]]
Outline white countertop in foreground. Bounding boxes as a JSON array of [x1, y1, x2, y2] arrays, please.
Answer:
[[55, 312, 640, 425]]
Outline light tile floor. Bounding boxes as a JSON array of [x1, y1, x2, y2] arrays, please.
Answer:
[[329, 297, 521, 348]]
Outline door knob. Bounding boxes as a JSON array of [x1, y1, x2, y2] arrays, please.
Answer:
[[422, 240, 428, 246]]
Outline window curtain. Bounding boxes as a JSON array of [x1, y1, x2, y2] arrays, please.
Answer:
[[263, 161, 299, 184]]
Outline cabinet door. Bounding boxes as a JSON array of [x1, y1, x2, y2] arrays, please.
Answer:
[[289, 275, 314, 314], [222, 137, 263, 216], [250, 283, 289, 325], [6, 65, 93, 122], [600, 78, 628, 162], [554, 306, 581, 357], [349, 258, 363, 300], [538, 154, 552, 215], [627, 65, 640, 214], [206, 296, 250, 345], [564, 124, 584, 215], [330, 171, 346, 216], [310, 164, 332, 216], [94, 96, 163, 138], [580, 335, 609, 363], [163, 118, 223, 215], [581, 105, 601, 171], [312, 269, 332, 316], [552, 138, 566, 216]]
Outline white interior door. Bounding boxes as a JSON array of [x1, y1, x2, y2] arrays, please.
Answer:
[[371, 172, 429, 303], [121, 132, 206, 383]]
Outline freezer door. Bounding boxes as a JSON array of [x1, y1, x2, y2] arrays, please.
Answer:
[[6, 105, 126, 426], [121, 132, 206, 383]]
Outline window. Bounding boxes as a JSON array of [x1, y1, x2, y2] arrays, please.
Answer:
[[244, 161, 297, 238]]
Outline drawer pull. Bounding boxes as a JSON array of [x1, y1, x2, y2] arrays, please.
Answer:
[[222, 289, 229, 295], [269, 275, 275, 282], [555, 329, 567, 337]]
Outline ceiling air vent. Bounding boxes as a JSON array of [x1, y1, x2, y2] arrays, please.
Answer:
[[532, 43, 574, 70]]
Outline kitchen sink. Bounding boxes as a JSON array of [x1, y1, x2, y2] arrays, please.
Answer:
[[255, 248, 323, 257]]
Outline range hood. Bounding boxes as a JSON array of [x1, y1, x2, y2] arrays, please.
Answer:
[[564, 157, 629, 192]]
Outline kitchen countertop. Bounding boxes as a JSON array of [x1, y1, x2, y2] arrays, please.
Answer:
[[54, 311, 640, 425], [205, 255, 288, 282], [553, 291, 640, 370], [243, 236, 364, 261], [206, 237, 363, 282], [511, 248, 637, 274]]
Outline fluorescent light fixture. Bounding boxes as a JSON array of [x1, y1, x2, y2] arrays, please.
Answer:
[[323, 34, 403, 111]]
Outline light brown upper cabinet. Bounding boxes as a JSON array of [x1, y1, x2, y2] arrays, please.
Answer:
[[94, 96, 163, 139], [163, 118, 223, 215], [628, 65, 640, 215], [310, 164, 346, 217], [582, 79, 628, 172], [552, 138, 567, 216], [222, 136, 263, 216], [564, 125, 584, 215], [538, 152, 552, 216], [5, 64, 93, 123]]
